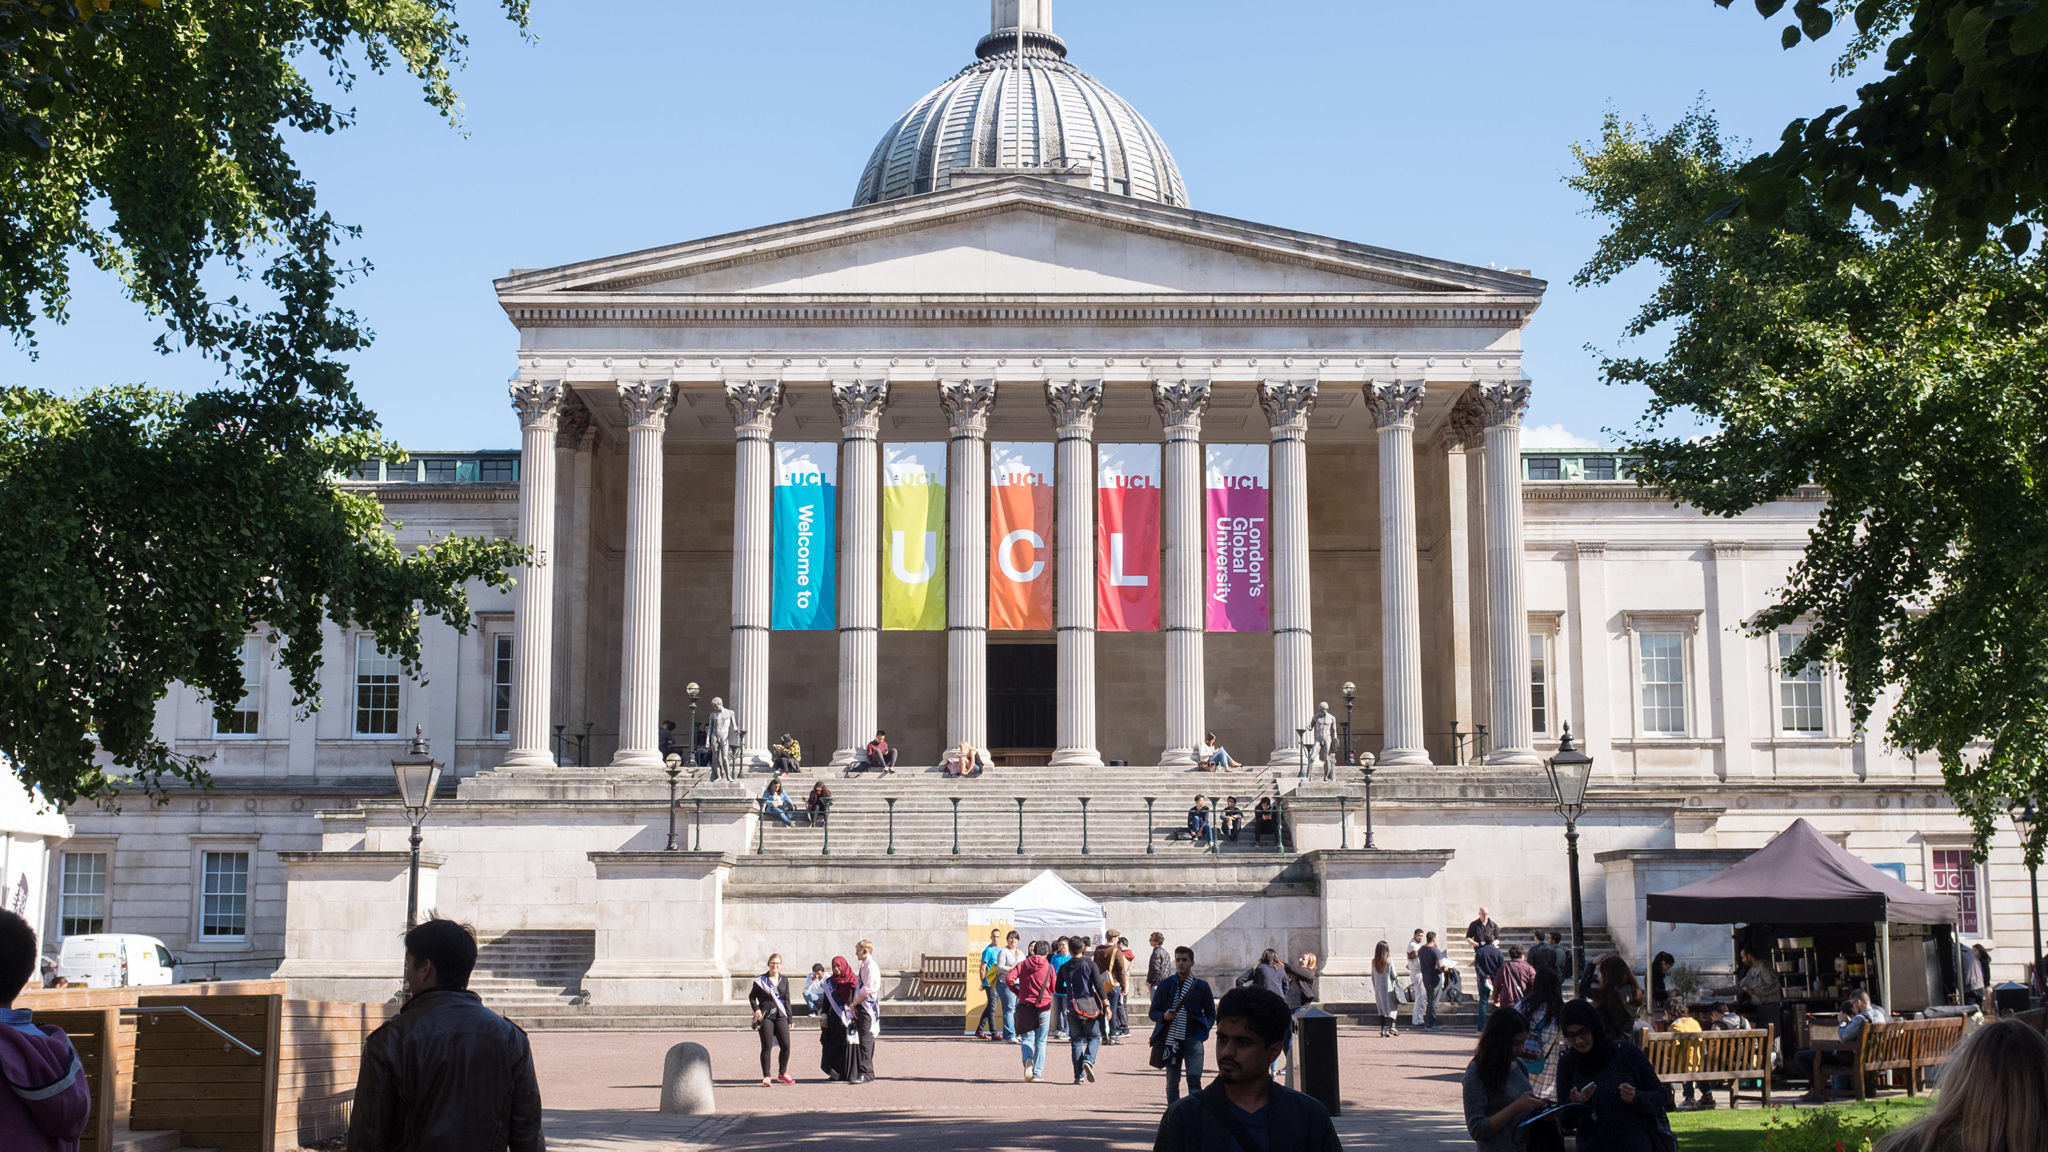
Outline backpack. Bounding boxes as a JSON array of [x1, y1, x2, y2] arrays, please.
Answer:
[[1064, 960, 1103, 1019]]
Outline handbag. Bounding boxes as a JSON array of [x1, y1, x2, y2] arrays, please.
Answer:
[[1016, 999, 1043, 1036], [1149, 975, 1196, 1069], [1065, 962, 1103, 1019]]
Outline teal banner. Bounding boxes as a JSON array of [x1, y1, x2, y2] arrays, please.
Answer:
[[773, 443, 837, 631]]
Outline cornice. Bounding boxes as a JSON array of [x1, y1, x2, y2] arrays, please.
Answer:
[[1523, 482, 1826, 503], [499, 293, 1541, 330], [339, 483, 518, 504]]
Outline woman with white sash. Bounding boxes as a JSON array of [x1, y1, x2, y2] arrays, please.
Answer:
[[748, 953, 795, 1085]]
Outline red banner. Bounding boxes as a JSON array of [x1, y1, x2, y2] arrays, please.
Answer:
[[990, 443, 1054, 630], [1097, 444, 1161, 632]]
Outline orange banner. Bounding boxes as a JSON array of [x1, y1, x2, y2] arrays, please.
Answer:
[[989, 443, 1054, 631]]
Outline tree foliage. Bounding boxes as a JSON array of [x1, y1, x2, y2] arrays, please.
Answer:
[[1571, 109, 2048, 866], [0, 1, 530, 805], [1717, 0, 2048, 248]]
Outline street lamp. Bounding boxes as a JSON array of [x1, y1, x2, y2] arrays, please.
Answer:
[[686, 682, 701, 767], [1359, 751, 1378, 849], [1296, 726, 1310, 780], [1341, 682, 1357, 766], [2017, 799, 2042, 1000], [1545, 722, 1595, 992], [391, 726, 442, 931], [664, 753, 684, 850]]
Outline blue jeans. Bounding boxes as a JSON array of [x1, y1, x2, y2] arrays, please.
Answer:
[[1018, 1009, 1052, 1076], [1053, 993, 1068, 1033], [1165, 1039, 1205, 1103], [1069, 1020, 1100, 1081], [1474, 975, 1491, 1031], [996, 980, 1018, 1040], [1188, 814, 1213, 845], [764, 802, 793, 825]]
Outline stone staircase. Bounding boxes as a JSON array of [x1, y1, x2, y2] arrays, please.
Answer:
[[469, 929, 594, 1012], [732, 762, 1293, 857]]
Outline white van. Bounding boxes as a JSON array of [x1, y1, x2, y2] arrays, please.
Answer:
[[55, 934, 181, 988]]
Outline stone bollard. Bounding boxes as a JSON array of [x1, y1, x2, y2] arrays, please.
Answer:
[[660, 1041, 716, 1115]]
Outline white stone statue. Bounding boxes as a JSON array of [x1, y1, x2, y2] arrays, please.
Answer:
[[1309, 701, 1340, 779], [707, 697, 739, 781]]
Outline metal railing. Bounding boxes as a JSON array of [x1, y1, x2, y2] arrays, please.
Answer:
[[121, 1005, 263, 1057], [748, 792, 1300, 857]]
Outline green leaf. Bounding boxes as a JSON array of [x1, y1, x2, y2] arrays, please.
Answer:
[[1793, 0, 1833, 39], [1783, 23, 1804, 48], [2002, 222, 2033, 252], [1756, 0, 1789, 15], [2011, 5, 2048, 55]]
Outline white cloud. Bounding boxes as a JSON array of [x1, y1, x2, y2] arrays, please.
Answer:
[[1521, 423, 1607, 451]]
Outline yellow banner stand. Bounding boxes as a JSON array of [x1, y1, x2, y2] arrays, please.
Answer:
[[965, 908, 1012, 1034]]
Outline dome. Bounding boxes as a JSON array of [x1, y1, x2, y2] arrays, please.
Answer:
[[853, 1, 1189, 209]]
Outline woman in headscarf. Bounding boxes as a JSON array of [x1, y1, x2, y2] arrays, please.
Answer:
[[818, 956, 858, 1082], [1555, 999, 1670, 1152]]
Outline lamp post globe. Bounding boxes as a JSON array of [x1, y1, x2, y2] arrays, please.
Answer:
[[390, 726, 443, 931], [1545, 723, 1595, 990]]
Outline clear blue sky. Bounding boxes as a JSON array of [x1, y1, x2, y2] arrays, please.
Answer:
[[5, 0, 1863, 450]]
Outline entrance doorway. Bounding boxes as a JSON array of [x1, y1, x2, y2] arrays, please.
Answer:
[[989, 643, 1056, 754]]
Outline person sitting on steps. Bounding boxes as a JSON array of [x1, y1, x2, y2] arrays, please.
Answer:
[[770, 733, 802, 777], [1252, 796, 1278, 847], [1220, 796, 1245, 842], [853, 730, 897, 776], [1193, 732, 1239, 772], [804, 780, 832, 825], [1186, 794, 1217, 851], [761, 778, 795, 826], [942, 740, 991, 777]]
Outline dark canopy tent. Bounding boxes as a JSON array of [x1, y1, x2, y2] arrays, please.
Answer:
[[1646, 818, 1955, 925]]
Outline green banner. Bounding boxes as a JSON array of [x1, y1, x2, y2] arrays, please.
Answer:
[[882, 442, 946, 630]]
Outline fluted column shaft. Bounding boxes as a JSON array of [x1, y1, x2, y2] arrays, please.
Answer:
[[1154, 380, 1210, 766], [832, 380, 888, 766], [728, 380, 783, 770], [1048, 380, 1104, 767], [1260, 379, 1318, 765], [1480, 381, 1540, 765], [942, 379, 996, 751], [611, 380, 675, 769], [505, 380, 563, 768], [1368, 381, 1430, 765]]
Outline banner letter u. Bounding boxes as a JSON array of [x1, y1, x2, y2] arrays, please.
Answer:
[[891, 530, 937, 584]]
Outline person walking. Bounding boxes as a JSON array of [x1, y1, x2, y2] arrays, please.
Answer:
[[1590, 954, 1647, 1047], [1106, 930, 1134, 1042], [1408, 928, 1427, 1029], [1152, 987, 1341, 1151], [1463, 1006, 1547, 1152], [1240, 948, 1290, 999], [749, 953, 795, 1085], [1061, 936, 1106, 1083], [1148, 932, 1171, 995], [348, 919, 545, 1152], [1495, 945, 1537, 1016], [1527, 932, 1556, 980], [1516, 964, 1567, 1105], [0, 911, 90, 1152], [1556, 999, 1672, 1152], [995, 930, 1024, 1042], [976, 929, 1003, 1039], [1472, 931, 1506, 1032], [1367, 941, 1400, 1038], [1007, 940, 1057, 1081], [819, 956, 858, 1082], [1417, 931, 1446, 1032], [1149, 945, 1216, 1105], [1049, 937, 1072, 1040], [854, 939, 881, 1081]]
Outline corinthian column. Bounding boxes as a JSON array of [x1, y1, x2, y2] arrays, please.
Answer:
[[504, 379, 563, 768], [1047, 379, 1104, 768], [1366, 380, 1431, 766], [1260, 379, 1318, 766], [1479, 380, 1540, 766], [832, 379, 888, 767], [940, 378, 996, 751], [1154, 379, 1210, 766], [611, 380, 676, 769], [727, 379, 784, 771]]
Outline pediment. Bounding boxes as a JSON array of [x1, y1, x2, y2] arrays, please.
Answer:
[[496, 177, 1543, 302]]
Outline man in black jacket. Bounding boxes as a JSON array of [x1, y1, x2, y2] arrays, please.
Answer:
[[1153, 987, 1341, 1151], [348, 919, 545, 1152]]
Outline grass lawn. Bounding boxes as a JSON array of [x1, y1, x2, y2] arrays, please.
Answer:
[[1672, 1097, 1929, 1152]]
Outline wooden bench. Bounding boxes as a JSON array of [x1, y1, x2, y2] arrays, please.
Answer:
[[906, 954, 966, 1001], [1849, 1016, 1966, 1098], [1642, 1026, 1775, 1108]]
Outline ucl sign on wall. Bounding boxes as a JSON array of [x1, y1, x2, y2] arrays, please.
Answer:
[[771, 444, 837, 631]]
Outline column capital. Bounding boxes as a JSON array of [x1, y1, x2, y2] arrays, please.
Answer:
[[1044, 378, 1103, 434], [556, 394, 593, 445], [617, 380, 678, 431], [939, 377, 997, 434], [509, 379, 564, 430], [1475, 380, 1532, 429], [724, 378, 783, 434], [1446, 390, 1486, 450], [831, 378, 890, 437], [1363, 380, 1427, 430], [1152, 378, 1210, 432], [1258, 378, 1318, 433]]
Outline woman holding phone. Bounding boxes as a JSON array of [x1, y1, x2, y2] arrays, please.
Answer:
[[1554, 999, 1670, 1152]]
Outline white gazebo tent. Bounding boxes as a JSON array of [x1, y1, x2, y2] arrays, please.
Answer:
[[1, 766, 72, 956], [992, 870, 1108, 942]]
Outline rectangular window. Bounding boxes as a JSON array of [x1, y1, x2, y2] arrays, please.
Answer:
[[1931, 849, 1981, 936], [347, 460, 382, 481], [216, 637, 262, 735], [421, 458, 458, 483], [1777, 631, 1825, 734], [1529, 632, 1549, 736], [58, 853, 107, 937], [478, 457, 516, 483], [199, 851, 250, 939], [1639, 631, 1687, 735], [1527, 457, 1561, 480], [1584, 457, 1616, 480], [354, 636, 401, 735], [491, 634, 514, 738]]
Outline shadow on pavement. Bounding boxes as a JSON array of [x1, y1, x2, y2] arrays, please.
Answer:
[[712, 1108, 1160, 1151]]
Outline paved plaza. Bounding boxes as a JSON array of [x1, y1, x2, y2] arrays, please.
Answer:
[[530, 1027, 1476, 1150]]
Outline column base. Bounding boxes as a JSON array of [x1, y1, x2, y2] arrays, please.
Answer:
[[1486, 748, 1545, 767], [1376, 747, 1432, 767], [1049, 747, 1104, 769], [1159, 747, 1196, 770], [611, 748, 664, 770], [829, 749, 860, 769], [498, 748, 560, 770]]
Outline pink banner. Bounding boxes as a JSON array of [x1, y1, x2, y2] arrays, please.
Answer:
[[1097, 444, 1161, 632], [1205, 444, 1269, 633]]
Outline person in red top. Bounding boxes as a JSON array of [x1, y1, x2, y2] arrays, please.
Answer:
[[1006, 941, 1057, 1081], [859, 731, 897, 776]]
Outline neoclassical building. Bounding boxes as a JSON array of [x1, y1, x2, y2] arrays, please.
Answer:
[[41, 1, 2036, 1012]]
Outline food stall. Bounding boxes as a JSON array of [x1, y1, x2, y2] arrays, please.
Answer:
[[1645, 819, 1957, 1061]]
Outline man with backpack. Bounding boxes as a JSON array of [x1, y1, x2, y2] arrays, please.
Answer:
[[1148, 945, 1216, 1105], [1060, 935, 1105, 1084], [1417, 931, 1446, 1032]]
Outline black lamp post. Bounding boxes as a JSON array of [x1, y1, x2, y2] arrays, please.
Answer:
[[2017, 798, 2042, 999], [686, 682, 701, 767], [1359, 752, 1378, 849], [391, 726, 443, 931], [1296, 726, 1310, 780], [1545, 722, 1595, 991], [663, 753, 683, 850], [1341, 681, 1357, 766]]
